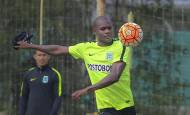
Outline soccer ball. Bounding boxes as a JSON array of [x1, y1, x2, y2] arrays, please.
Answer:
[[118, 22, 143, 46]]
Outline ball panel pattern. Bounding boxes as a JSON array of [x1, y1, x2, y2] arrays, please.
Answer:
[[118, 22, 143, 46]]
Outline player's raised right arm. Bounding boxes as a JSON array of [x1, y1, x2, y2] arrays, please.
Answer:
[[16, 41, 69, 55]]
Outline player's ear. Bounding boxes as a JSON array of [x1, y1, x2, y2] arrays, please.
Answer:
[[92, 26, 97, 35], [47, 55, 51, 60], [33, 54, 37, 60]]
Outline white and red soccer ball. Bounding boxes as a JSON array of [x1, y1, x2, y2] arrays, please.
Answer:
[[118, 22, 143, 46]]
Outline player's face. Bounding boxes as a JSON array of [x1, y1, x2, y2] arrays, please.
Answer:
[[93, 19, 113, 46], [34, 51, 50, 67]]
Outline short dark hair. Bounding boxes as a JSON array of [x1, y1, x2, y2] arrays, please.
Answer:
[[92, 16, 113, 27]]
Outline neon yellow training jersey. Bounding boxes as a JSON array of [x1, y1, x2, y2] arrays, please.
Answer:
[[69, 40, 134, 110]]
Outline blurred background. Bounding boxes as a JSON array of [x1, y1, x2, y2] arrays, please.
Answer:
[[0, 0, 190, 115]]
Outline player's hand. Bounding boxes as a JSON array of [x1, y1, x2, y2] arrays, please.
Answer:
[[72, 87, 89, 101], [14, 40, 32, 49], [12, 32, 33, 50]]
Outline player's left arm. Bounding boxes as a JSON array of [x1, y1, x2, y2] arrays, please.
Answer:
[[19, 72, 30, 115], [50, 68, 63, 115], [72, 61, 125, 100]]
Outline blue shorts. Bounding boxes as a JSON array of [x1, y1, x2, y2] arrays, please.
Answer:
[[99, 106, 136, 115]]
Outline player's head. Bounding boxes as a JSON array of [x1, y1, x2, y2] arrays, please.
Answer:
[[33, 50, 50, 67], [92, 16, 113, 46]]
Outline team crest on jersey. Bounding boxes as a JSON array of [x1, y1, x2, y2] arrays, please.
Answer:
[[42, 76, 48, 83], [106, 52, 113, 61]]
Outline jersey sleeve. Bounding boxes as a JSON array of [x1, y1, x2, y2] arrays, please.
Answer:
[[120, 47, 132, 62], [50, 68, 63, 115], [68, 43, 85, 59], [112, 42, 132, 65], [123, 47, 132, 68], [19, 72, 29, 115]]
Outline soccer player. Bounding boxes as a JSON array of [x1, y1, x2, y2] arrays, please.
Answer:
[[16, 16, 136, 115], [19, 50, 63, 115]]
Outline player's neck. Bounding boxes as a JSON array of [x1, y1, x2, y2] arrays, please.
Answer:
[[97, 40, 113, 46], [37, 64, 48, 69]]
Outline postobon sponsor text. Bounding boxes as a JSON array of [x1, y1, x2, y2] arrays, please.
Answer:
[[88, 64, 112, 72]]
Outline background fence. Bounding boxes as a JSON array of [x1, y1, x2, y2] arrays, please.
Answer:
[[0, 0, 190, 115]]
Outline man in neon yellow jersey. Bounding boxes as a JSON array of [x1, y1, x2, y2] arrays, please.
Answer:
[[16, 16, 136, 115]]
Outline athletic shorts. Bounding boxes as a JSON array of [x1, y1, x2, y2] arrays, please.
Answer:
[[99, 106, 136, 115]]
